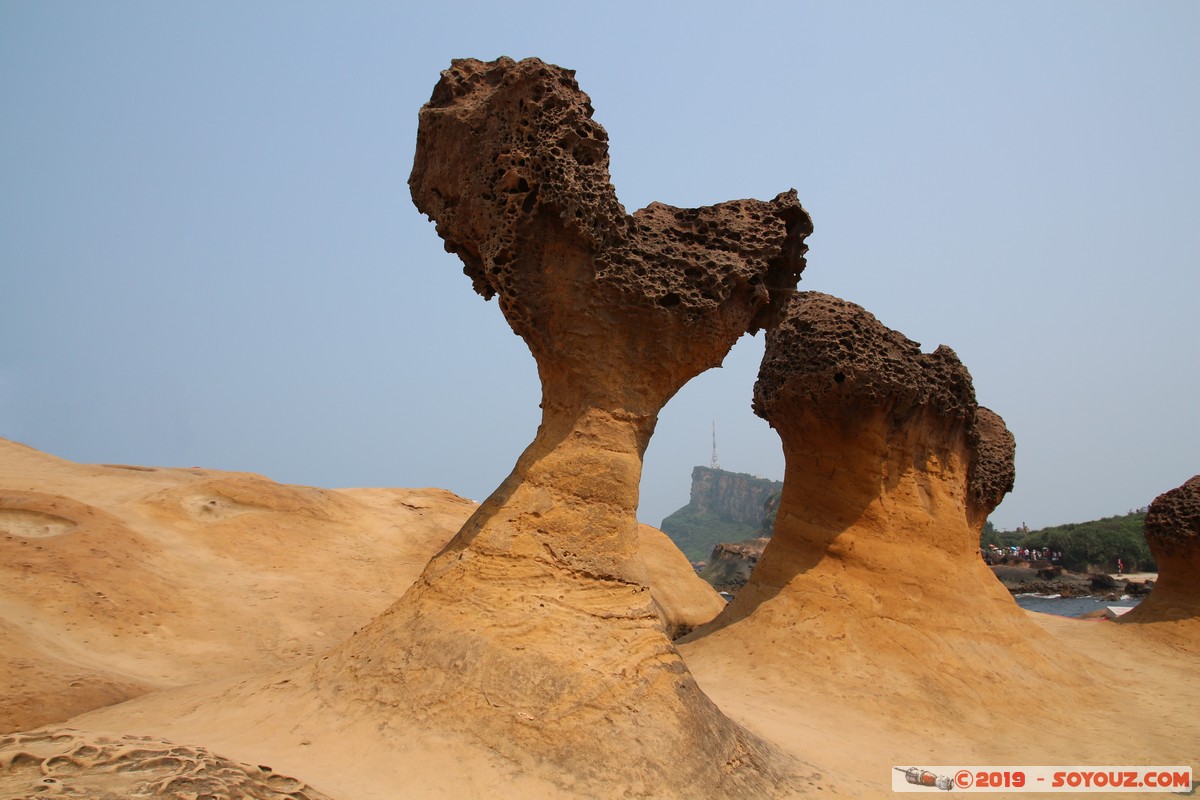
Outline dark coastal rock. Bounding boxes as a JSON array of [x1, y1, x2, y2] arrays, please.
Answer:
[[988, 564, 1095, 598], [697, 538, 769, 593]]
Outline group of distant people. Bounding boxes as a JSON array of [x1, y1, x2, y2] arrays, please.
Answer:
[[1021, 547, 1061, 563], [982, 547, 1133, 576], [980, 545, 1062, 565]]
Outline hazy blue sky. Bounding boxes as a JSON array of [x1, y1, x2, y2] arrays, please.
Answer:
[[3, 2, 1197, 533]]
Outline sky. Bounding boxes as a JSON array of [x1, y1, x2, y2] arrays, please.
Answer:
[[2, 1, 1197, 534]]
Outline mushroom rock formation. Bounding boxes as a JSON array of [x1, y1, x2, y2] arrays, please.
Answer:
[[680, 292, 1081, 728], [315, 58, 814, 796], [1122, 475, 1200, 624]]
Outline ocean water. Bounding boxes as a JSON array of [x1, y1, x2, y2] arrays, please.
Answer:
[[1014, 594, 1142, 618]]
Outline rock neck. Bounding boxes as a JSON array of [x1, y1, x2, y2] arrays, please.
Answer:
[[439, 403, 655, 587], [749, 405, 976, 593]]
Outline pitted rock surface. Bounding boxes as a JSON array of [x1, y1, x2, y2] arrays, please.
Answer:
[[968, 406, 1017, 518], [748, 292, 1016, 541], [410, 57, 811, 346], [599, 199, 810, 324], [752, 292, 976, 428], [1144, 475, 1200, 555], [1123, 475, 1200, 623]]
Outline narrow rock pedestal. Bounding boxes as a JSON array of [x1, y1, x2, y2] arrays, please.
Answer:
[[316, 57, 813, 797]]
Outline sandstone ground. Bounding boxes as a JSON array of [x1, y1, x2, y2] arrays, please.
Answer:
[[1, 438, 1196, 798]]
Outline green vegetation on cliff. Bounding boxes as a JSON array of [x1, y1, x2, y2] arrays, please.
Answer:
[[660, 504, 762, 563], [983, 511, 1154, 573]]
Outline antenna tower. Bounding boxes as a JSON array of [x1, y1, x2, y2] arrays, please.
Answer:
[[711, 421, 720, 470]]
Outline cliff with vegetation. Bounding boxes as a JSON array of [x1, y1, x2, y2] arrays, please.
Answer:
[[660, 467, 781, 562]]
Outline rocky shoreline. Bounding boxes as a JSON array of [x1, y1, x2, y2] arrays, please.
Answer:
[[988, 560, 1155, 600], [697, 546, 1158, 603]]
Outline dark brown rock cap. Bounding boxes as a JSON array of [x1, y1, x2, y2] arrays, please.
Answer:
[[753, 292, 977, 429], [409, 56, 812, 339], [968, 406, 1017, 516], [1144, 475, 1200, 556], [409, 56, 624, 301]]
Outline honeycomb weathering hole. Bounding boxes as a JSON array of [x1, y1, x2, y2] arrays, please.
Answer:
[[0, 508, 77, 538]]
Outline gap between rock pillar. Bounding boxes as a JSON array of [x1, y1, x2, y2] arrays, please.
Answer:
[[315, 58, 812, 797]]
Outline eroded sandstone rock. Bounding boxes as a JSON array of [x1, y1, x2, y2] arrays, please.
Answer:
[[745, 291, 984, 576], [1123, 475, 1200, 622], [409, 58, 809, 420], [681, 292, 1077, 728], [315, 57, 814, 797], [639, 523, 728, 639]]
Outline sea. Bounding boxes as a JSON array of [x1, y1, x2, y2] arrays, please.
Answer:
[[1014, 594, 1142, 618]]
